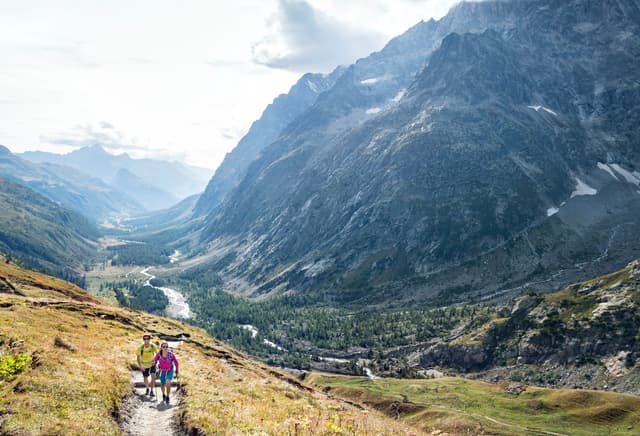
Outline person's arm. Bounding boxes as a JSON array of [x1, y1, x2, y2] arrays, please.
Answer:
[[136, 348, 143, 371]]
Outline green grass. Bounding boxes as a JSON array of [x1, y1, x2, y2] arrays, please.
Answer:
[[307, 374, 640, 435]]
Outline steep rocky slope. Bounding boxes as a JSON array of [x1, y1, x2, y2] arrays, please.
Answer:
[[397, 258, 640, 395], [196, 0, 640, 304]]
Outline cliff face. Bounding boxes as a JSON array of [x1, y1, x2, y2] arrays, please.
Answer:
[[196, 0, 640, 305]]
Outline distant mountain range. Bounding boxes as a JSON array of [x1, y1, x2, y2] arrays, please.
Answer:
[[187, 0, 640, 305], [21, 145, 211, 211], [0, 145, 144, 222]]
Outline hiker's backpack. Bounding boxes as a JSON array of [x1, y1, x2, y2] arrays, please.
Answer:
[[139, 343, 157, 357], [157, 350, 176, 373]]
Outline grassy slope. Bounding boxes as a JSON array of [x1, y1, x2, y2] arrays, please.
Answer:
[[0, 259, 418, 435], [307, 373, 640, 435], [0, 177, 98, 272]]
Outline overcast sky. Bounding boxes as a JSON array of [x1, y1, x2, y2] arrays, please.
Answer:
[[0, 0, 460, 170]]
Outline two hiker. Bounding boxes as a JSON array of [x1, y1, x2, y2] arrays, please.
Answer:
[[136, 335, 180, 404]]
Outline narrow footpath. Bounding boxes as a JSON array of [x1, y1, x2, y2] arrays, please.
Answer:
[[121, 340, 184, 436]]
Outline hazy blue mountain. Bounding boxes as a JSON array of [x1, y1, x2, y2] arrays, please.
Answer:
[[0, 145, 144, 222], [195, 0, 640, 305], [21, 145, 212, 202], [0, 176, 98, 276], [111, 168, 178, 211]]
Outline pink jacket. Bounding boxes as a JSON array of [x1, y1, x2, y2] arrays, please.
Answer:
[[153, 351, 179, 373]]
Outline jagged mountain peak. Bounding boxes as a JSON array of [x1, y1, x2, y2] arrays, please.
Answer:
[[187, 0, 640, 306]]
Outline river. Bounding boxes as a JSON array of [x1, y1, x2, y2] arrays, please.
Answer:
[[140, 267, 192, 319]]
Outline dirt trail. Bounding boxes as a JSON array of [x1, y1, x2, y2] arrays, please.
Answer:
[[121, 340, 184, 436]]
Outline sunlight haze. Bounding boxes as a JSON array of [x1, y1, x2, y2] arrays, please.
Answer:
[[0, 0, 458, 170]]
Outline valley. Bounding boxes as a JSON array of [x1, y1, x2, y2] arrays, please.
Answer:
[[1, 0, 640, 433], [2, 258, 640, 434]]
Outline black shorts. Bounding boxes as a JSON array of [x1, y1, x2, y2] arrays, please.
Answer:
[[142, 366, 156, 377]]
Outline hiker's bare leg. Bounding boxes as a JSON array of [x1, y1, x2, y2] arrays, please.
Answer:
[[166, 380, 171, 399]]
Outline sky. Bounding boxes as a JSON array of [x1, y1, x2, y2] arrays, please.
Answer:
[[0, 0, 460, 171]]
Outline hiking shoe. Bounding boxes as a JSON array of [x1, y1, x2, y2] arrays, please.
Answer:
[[163, 394, 167, 402], [145, 388, 149, 395], [149, 390, 155, 397], [166, 396, 170, 404]]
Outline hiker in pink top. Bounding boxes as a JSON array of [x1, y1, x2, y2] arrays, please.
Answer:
[[153, 342, 179, 404]]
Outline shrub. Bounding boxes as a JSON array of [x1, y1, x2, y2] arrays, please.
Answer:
[[0, 353, 32, 380]]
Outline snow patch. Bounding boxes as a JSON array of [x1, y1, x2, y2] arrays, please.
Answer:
[[570, 178, 597, 198], [306, 79, 319, 93], [302, 258, 333, 278], [597, 162, 619, 180], [547, 207, 559, 217], [392, 89, 406, 102], [527, 105, 558, 116], [366, 107, 382, 115], [610, 164, 640, 186], [360, 77, 381, 85]]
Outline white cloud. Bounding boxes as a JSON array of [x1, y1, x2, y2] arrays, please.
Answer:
[[252, 0, 387, 72], [0, 0, 460, 171]]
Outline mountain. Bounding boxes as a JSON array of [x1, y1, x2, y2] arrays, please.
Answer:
[[195, 3, 524, 219], [0, 260, 417, 435], [194, 68, 346, 216], [194, 0, 640, 305], [0, 145, 144, 222], [413, 258, 640, 394], [21, 145, 212, 205], [111, 168, 178, 211], [0, 177, 98, 276]]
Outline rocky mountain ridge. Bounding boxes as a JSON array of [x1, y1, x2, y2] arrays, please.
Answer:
[[193, 0, 640, 305], [411, 258, 640, 394]]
